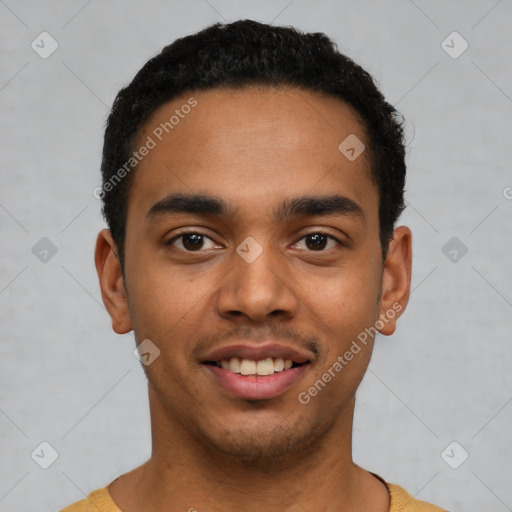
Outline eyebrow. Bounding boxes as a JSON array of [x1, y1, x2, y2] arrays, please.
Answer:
[[146, 193, 364, 223]]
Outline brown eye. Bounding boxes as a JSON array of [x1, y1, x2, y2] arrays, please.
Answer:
[[296, 233, 341, 252], [181, 233, 205, 251], [167, 232, 218, 252], [305, 233, 328, 250]]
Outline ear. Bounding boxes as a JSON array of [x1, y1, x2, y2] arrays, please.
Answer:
[[94, 229, 133, 335], [377, 226, 412, 336]]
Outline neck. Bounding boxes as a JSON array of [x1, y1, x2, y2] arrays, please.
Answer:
[[108, 390, 389, 512]]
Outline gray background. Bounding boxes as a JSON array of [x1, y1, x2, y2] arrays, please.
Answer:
[[1, 1, 511, 510]]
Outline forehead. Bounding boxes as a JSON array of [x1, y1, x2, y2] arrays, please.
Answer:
[[127, 86, 376, 223]]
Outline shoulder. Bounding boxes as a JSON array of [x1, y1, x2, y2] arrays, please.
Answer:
[[59, 487, 120, 512], [59, 497, 88, 512], [387, 482, 447, 511]]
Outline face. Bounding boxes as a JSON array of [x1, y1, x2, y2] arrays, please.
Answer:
[[96, 86, 411, 463]]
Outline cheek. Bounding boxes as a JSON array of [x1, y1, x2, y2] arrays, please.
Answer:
[[125, 251, 210, 343], [299, 272, 380, 408], [305, 263, 381, 339]]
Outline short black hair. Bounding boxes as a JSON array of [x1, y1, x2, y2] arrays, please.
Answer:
[[100, 19, 406, 272]]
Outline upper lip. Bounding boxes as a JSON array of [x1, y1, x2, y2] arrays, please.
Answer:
[[201, 343, 313, 364]]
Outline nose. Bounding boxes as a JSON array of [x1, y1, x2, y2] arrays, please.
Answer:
[[216, 239, 299, 323]]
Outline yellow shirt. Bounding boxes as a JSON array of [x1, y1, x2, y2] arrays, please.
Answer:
[[60, 473, 447, 511]]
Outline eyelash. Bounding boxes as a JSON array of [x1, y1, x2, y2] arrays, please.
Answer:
[[166, 230, 345, 253]]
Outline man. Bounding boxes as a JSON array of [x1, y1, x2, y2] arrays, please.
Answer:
[[62, 19, 447, 512]]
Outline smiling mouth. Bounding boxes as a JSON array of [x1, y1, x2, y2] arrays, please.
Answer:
[[203, 357, 310, 376]]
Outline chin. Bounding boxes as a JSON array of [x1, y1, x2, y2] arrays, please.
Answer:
[[200, 417, 324, 466]]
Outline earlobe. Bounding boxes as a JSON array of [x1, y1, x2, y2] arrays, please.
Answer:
[[377, 226, 412, 336], [94, 229, 133, 335]]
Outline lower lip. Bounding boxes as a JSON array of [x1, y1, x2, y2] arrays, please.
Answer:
[[204, 364, 310, 400]]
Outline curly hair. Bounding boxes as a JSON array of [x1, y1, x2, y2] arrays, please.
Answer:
[[100, 19, 406, 271]]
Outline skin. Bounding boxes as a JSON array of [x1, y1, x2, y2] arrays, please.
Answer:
[[95, 86, 412, 512]]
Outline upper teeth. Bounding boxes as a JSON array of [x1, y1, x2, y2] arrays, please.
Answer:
[[218, 357, 293, 376]]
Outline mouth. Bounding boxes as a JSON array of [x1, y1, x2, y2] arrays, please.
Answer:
[[200, 344, 313, 400]]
